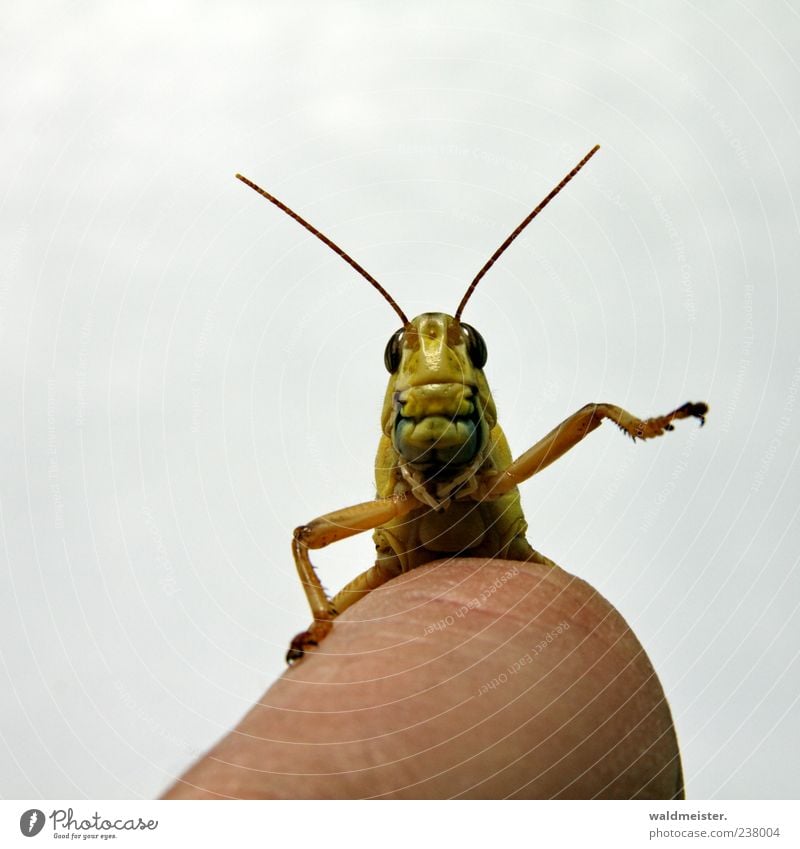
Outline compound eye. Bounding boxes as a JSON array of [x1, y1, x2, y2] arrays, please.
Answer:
[[461, 323, 487, 369], [384, 329, 404, 373]]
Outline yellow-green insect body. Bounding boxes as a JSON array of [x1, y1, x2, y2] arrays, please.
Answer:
[[236, 146, 708, 663], [374, 312, 539, 574]]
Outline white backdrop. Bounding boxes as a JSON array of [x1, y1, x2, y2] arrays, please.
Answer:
[[1, 0, 798, 799]]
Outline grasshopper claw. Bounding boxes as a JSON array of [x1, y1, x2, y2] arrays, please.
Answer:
[[286, 618, 333, 665], [286, 631, 316, 664]]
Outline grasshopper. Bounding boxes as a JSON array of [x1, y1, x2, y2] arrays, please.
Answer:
[[236, 145, 708, 663]]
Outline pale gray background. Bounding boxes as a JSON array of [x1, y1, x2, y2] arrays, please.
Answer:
[[1, 0, 798, 799]]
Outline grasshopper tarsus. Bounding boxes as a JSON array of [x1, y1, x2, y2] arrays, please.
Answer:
[[672, 401, 708, 428], [286, 632, 318, 664], [688, 401, 709, 424]]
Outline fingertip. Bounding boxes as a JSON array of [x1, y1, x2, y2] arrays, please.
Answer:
[[164, 559, 683, 799]]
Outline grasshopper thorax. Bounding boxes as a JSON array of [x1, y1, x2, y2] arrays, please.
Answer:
[[381, 313, 496, 478]]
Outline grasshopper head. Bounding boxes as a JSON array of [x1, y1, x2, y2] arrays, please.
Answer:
[[237, 148, 600, 480], [381, 313, 497, 472]]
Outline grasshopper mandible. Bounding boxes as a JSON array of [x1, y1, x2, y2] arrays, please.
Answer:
[[236, 145, 708, 663]]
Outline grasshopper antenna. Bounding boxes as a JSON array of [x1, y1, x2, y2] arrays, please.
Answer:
[[454, 144, 601, 320], [236, 174, 409, 325]]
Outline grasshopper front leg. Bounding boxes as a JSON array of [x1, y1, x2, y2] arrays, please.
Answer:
[[288, 493, 420, 663], [481, 401, 708, 499]]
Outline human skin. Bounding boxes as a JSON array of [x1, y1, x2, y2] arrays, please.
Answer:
[[161, 558, 684, 799]]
